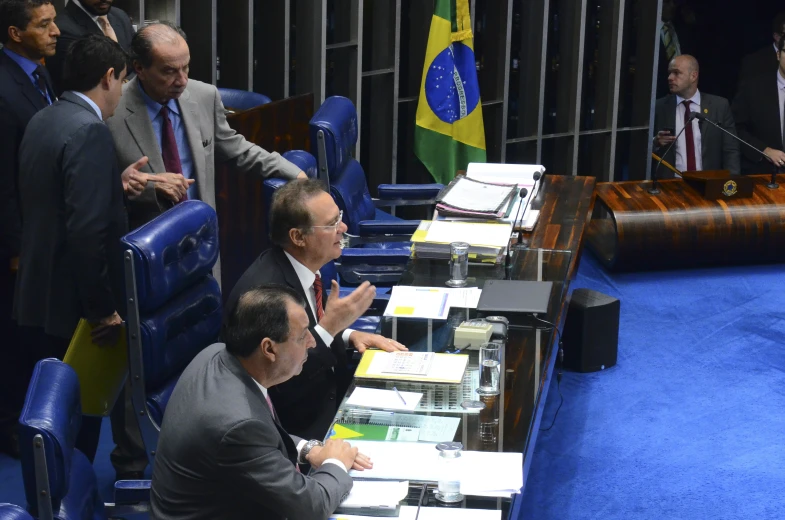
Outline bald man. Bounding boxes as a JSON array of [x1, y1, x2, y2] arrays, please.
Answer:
[[653, 55, 740, 177]]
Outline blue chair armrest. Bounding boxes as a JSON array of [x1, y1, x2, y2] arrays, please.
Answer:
[[377, 184, 443, 200], [114, 480, 152, 505], [282, 150, 317, 179], [358, 220, 420, 236]]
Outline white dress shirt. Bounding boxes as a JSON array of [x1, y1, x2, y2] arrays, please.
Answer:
[[283, 251, 355, 346], [252, 379, 346, 472], [674, 90, 702, 172], [69, 0, 104, 30], [778, 70, 785, 144]]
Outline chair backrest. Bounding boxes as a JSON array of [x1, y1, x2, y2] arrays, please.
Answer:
[[309, 96, 376, 234], [0, 504, 34, 520], [282, 149, 318, 179], [217, 88, 272, 111], [121, 201, 223, 457], [18, 360, 104, 520]]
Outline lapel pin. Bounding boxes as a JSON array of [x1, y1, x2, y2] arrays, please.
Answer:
[[703, 108, 708, 113]]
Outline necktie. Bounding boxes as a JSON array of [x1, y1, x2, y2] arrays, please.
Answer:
[[97, 16, 118, 42], [33, 65, 52, 105], [159, 105, 187, 203], [313, 274, 325, 321], [682, 100, 696, 172]]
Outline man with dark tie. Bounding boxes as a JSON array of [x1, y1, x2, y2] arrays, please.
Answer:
[[0, 0, 59, 458], [653, 55, 740, 177], [737, 11, 785, 91], [733, 36, 785, 175], [46, 0, 135, 94], [225, 179, 407, 442]]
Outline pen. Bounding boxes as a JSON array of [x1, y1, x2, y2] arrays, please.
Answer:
[[392, 386, 407, 405], [414, 483, 428, 520]]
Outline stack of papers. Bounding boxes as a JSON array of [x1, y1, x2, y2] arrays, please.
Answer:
[[410, 220, 513, 263], [338, 480, 408, 509], [436, 176, 517, 218], [355, 351, 469, 385], [382, 286, 483, 320], [345, 387, 423, 412]]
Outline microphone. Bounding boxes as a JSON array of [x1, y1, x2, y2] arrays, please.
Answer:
[[505, 187, 529, 280], [651, 111, 699, 195], [691, 112, 779, 189]]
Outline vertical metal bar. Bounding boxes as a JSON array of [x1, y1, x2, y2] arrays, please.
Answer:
[[355, 0, 365, 160], [246, 0, 253, 90], [647, 0, 664, 180], [284, 0, 291, 97], [499, 0, 514, 163], [33, 435, 54, 520], [536, 0, 551, 163], [391, 0, 402, 185], [570, 0, 588, 176], [607, 0, 626, 182]]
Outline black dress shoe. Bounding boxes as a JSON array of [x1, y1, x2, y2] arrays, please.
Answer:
[[116, 470, 145, 481]]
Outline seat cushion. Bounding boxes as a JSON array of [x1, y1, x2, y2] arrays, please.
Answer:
[[147, 375, 179, 426], [330, 160, 376, 235], [0, 504, 34, 520], [281, 150, 317, 179], [55, 449, 105, 520]]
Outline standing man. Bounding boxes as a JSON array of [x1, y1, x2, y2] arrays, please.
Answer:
[[0, 0, 59, 457], [14, 34, 131, 462], [225, 179, 408, 441], [47, 0, 134, 94], [151, 285, 368, 520], [653, 55, 740, 177], [733, 37, 785, 176], [737, 11, 785, 91]]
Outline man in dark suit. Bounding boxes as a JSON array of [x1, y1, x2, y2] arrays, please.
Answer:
[[737, 11, 785, 91], [46, 0, 134, 94], [14, 34, 136, 462], [0, 0, 59, 457], [733, 37, 785, 176], [653, 55, 740, 177], [225, 179, 407, 441], [151, 285, 368, 520]]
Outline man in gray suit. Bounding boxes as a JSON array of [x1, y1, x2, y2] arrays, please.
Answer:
[[653, 54, 740, 177], [151, 285, 369, 520]]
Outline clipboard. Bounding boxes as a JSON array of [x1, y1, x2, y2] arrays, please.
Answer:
[[436, 176, 516, 215], [63, 319, 128, 416]]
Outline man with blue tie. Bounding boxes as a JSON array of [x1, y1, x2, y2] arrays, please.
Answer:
[[0, 0, 59, 458]]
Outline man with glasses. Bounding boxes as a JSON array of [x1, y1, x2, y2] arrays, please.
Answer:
[[225, 179, 407, 441]]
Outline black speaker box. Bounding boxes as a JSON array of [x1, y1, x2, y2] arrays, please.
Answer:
[[562, 289, 620, 372]]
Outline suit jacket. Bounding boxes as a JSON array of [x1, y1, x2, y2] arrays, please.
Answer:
[[47, 2, 134, 95], [224, 246, 350, 441], [14, 92, 127, 339], [732, 73, 782, 175], [0, 51, 52, 260], [738, 45, 778, 92], [105, 76, 301, 284], [653, 93, 740, 177], [150, 343, 353, 520]]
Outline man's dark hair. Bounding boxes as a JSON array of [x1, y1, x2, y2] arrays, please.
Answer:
[[773, 11, 785, 35], [61, 34, 128, 92], [130, 21, 187, 69], [0, 0, 50, 44], [269, 179, 327, 247], [224, 285, 306, 358]]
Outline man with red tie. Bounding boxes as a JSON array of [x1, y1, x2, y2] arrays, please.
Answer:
[[225, 179, 407, 441], [653, 54, 740, 177]]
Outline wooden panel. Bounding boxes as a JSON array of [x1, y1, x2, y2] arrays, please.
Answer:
[[587, 174, 785, 270], [215, 94, 314, 298]]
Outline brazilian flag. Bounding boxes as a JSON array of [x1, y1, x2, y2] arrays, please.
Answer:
[[414, 0, 486, 185]]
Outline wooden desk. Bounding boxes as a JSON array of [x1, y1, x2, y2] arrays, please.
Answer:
[[586, 174, 785, 271]]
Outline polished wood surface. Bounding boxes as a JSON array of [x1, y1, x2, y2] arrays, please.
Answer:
[[587, 174, 785, 271], [215, 94, 313, 297], [504, 174, 597, 452]]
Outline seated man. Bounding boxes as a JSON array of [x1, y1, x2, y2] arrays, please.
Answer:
[[225, 179, 407, 440], [151, 285, 371, 520]]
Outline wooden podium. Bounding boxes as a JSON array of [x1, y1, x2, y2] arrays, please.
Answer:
[[680, 170, 753, 200], [587, 174, 785, 270]]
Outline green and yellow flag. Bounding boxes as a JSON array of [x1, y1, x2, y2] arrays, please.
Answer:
[[414, 0, 486, 185]]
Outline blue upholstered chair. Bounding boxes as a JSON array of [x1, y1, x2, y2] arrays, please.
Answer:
[[121, 200, 223, 466], [0, 504, 34, 520], [217, 88, 271, 112], [18, 360, 150, 520]]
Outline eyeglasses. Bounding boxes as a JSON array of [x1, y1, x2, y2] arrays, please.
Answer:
[[306, 210, 344, 233]]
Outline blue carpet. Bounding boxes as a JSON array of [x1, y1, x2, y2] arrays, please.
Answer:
[[519, 254, 785, 520]]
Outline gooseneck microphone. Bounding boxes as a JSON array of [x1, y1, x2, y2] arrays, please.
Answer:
[[651, 111, 699, 195], [505, 187, 529, 280], [692, 112, 779, 189]]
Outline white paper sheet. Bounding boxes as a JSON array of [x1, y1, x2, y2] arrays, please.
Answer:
[[340, 480, 409, 508], [424, 220, 512, 249], [331, 505, 502, 520], [446, 287, 483, 309], [466, 162, 545, 187], [346, 387, 423, 412], [383, 286, 451, 320]]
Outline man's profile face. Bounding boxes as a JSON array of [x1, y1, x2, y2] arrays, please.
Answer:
[[276, 301, 316, 380], [81, 0, 113, 16], [667, 58, 695, 97], [13, 3, 59, 59], [301, 192, 348, 265], [135, 37, 190, 104]]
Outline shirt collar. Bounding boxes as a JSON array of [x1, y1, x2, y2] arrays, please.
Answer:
[[777, 69, 785, 91], [70, 91, 103, 120], [137, 81, 180, 121], [70, 0, 101, 23], [253, 379, 268, 399], [283, 250, 320, 289], [2, 48, 40, 79], [676, 89, 700, 107]]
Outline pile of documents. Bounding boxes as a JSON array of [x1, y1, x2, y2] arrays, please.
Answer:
[[436, 176, 518, 218], [410, 220, 513, 263]]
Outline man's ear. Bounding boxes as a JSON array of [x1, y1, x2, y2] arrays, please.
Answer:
[[7, 26, 23, 44], [260, 338, 276, 362], [102, 67, 116, 89], [132, 60, 145, 77], [289, 227, 306, 248]]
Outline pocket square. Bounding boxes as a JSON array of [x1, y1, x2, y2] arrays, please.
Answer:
[[202, 138, 212, 147]]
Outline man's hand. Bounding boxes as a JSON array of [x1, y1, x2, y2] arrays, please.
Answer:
[[296, 171, 308, 180], [306, 438, 358, 471], [153, 173, 195, 203], [349, 331, 407, 354], [319, 281, 376, 336], [764, 147, 785, 168], [90, 311, 123, 347], [654, 130, 676, 149], [121, 156, 150, 198]]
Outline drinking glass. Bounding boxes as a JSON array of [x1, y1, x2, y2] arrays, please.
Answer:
[[477, 341, 502, 396], [446, 242, 470, 287]]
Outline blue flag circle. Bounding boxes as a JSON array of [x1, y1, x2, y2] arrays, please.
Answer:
[[424, 42, 481, 124]]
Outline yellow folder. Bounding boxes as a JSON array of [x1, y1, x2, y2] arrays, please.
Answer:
[[63, 319, 128, 417]]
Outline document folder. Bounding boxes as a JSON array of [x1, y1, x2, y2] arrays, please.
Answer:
[[355, 351, 469, 385]]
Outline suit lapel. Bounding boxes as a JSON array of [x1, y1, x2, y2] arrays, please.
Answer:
[[66, 1, 103, 36], [177, 88, 208, 192], [665, 95, 677, 132], [0, 53, 48, 112], [122, 78, 165, 173]]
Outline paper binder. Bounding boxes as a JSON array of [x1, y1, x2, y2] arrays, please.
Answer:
[[436, 176, 517, 216]]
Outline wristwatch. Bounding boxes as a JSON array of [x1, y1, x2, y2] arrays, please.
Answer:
[[299, 439, 324, 464]]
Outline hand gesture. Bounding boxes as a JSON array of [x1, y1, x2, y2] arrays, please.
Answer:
[[153, 173, 195, 203], [90, 311, 123, 347], [348, 331, 407, 354], [121, 156, 150, 198], [319, 281, 376, 336], [764, 147, 785, 168]]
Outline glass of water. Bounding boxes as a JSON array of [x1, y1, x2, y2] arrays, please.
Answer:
[[445, 242, 470, 287], [477, 342, 502, 396]]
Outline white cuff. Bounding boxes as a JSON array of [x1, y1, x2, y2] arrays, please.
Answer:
[[322, 458, 348, 473], [296, 439, 307, 458], [342, 328, 355, 345], [314, 324, 335, 346]]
